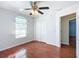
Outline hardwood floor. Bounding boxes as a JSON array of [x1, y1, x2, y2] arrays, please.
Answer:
[[69, 36, 76, 48], [61, 44, 76, 58], [0, 41, 76, 58]]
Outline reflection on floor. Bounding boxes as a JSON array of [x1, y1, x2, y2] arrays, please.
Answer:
[[0, 41, 76, 58], [61, 44, 76, 58]]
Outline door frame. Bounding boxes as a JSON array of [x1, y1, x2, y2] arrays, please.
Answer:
[[60, 14, 76, 45]]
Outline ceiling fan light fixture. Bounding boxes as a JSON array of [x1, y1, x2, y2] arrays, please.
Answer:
[[31, 9, 38, 15], [24, 1, 49, 15]]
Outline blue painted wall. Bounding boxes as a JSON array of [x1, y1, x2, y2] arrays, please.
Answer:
[[69, 19, 76, 36]]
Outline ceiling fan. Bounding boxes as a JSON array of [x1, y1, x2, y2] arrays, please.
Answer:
[[24, 1, 49, 15]]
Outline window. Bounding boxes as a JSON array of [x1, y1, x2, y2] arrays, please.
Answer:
[[16, 16, 27, 38]]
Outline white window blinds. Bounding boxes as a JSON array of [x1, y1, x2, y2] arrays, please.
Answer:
[[16, 16, 27, 38]]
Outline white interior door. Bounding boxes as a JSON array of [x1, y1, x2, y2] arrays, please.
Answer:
[[61, 18, 69, 45]]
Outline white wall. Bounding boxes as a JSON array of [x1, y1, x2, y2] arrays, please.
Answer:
[[76, 6, 79, 58], [0, 8, 34, 51], [35, 2, 59, 47]]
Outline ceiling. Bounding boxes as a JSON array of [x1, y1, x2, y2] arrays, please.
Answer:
[[0, 1, 79, 15]]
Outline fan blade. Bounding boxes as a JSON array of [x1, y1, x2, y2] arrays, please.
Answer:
[[30, 1, 36, 6], [30, 1, 32, 6], [38, 10, 44, 14], [39, 7, 49, 9], [25, 8, 31, 10], [34, 2, 37, 5]]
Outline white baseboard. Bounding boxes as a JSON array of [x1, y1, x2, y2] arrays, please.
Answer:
[[34, 39, 60, 47], [0, 40, 33, 51]]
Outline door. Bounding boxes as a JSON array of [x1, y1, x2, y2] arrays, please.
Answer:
[[61, 18, 69, 45]]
